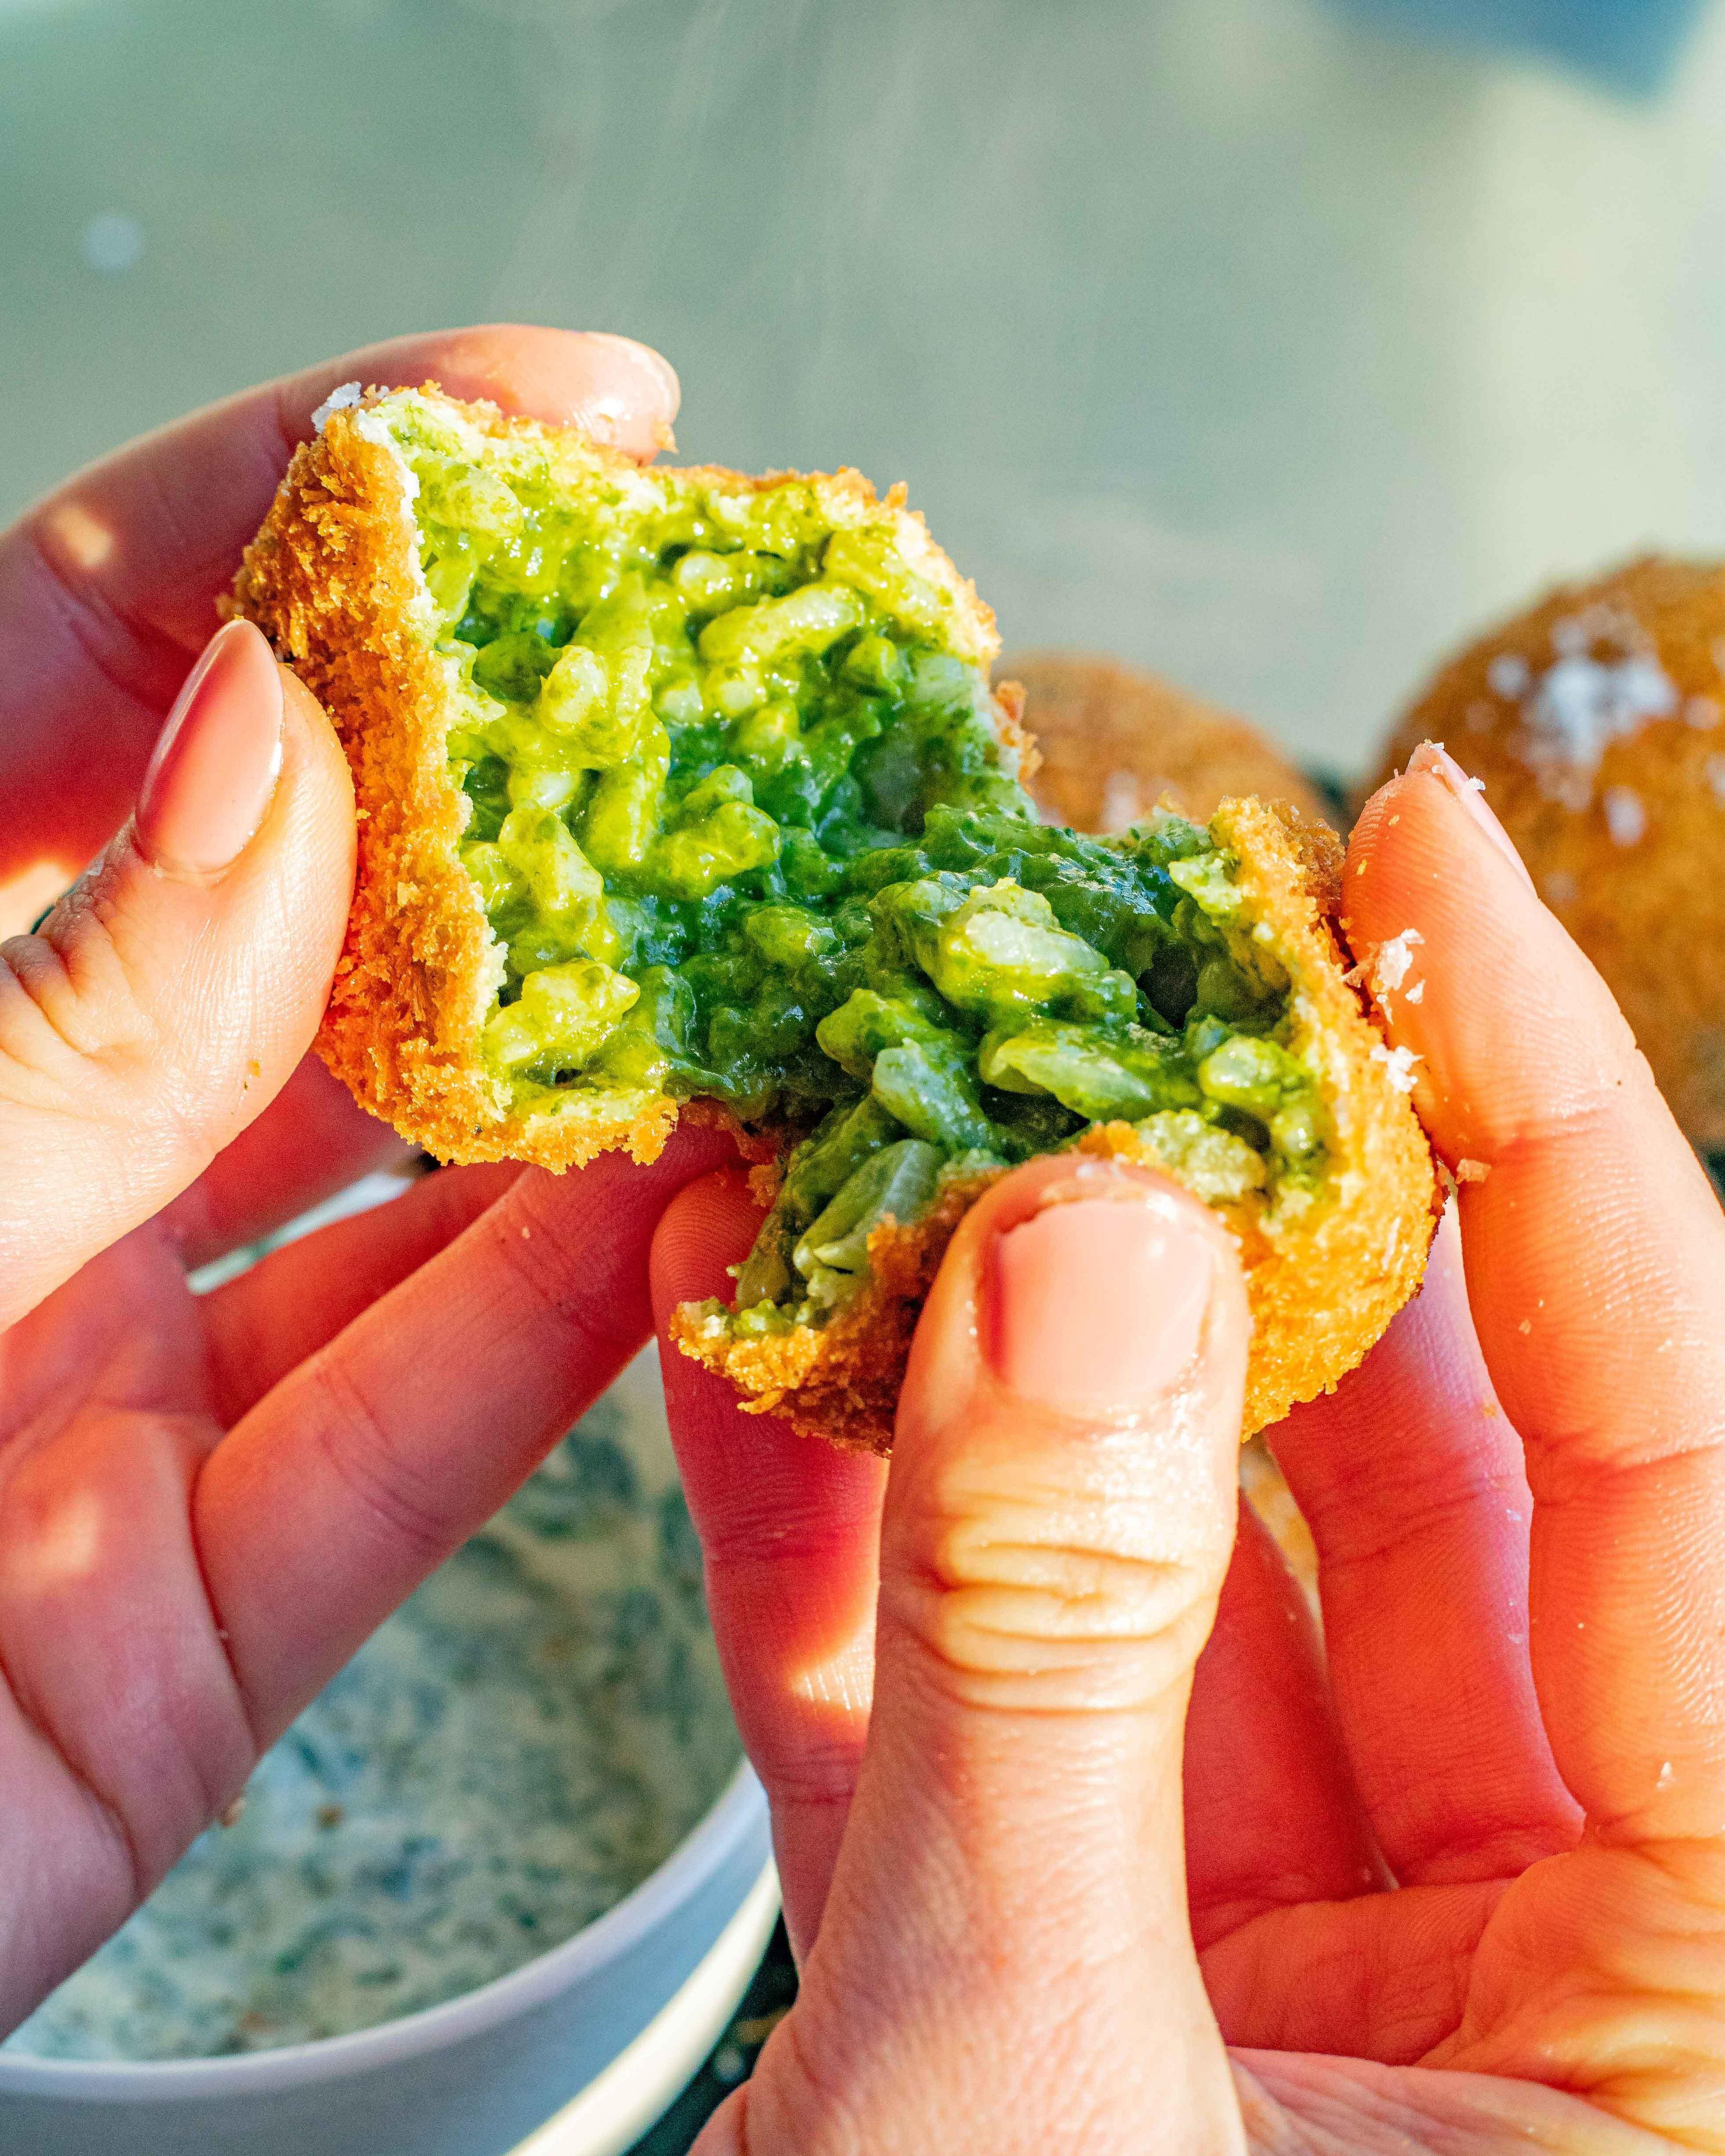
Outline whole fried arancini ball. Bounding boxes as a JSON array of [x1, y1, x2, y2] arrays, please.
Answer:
[[1370, 557, 1725, 1148], [1004, 650, 1328, 831]]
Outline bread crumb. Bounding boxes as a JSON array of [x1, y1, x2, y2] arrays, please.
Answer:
[[1405, 979, 1424, 1002], [1517, 1317, 1532, 1334], [1455, 1157, 1491, 1183]]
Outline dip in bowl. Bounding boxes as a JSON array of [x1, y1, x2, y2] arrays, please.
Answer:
[[0, 1328, 770, 2156]]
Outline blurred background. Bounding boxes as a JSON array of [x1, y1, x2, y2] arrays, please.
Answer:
[[6, 6, 1725, 2143], [5, 0, 1725, 777]]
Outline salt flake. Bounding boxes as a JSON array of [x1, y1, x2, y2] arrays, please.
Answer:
[[1097, 769, 1141, 833], [1602, 786, 1647, 847], [1486, 653, 1530, 698], [1369, 1042, 1423, 1094], [1369, 927, 1424, 998], [310, 380, 363, 431], [1513, 640, 1677, 808]]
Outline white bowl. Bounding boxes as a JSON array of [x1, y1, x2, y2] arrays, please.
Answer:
[[0, 1766, 774, 2156]]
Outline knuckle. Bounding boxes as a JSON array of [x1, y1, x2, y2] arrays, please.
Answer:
[[305, 1356, 456, 1570], [899, 1467, 1228, 1709], [0, 879, 158, 1106]]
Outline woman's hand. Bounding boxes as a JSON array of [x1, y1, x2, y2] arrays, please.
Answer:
[[0, 327, 739, 2032], [651, 746, 1725, 2154]]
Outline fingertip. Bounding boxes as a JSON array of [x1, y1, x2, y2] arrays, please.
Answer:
[[273, 654, 350, 789], [1343, 758, 1644, 1161], [285, 326, 681, 462], [648, 1166, 765, 1317]]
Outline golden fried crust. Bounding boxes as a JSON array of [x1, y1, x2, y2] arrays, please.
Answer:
[[671, 797, 1440, 1455], [1007, 651, 1327, 831], [1369, 556, 1725, 1145], [230, 387, 1016, 1170]]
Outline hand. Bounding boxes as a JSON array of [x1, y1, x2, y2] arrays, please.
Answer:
[[0, 327, 739, 2031], [650, 747, 1725, 2154]]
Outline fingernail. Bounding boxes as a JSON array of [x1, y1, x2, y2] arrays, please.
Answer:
[[586, 330, 681, 410], [1408, 741, 1535, 892], [987, 1188, 1214, 1417], [135, 620, 284, 880], [571, 332, 681, 459]]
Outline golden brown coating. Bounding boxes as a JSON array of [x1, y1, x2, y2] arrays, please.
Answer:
[[1006, 650, 1327, 831], [230, 387, 1017, 1170], [671, 798, 1441, 1455], [1370, 556, 1725, 1146]]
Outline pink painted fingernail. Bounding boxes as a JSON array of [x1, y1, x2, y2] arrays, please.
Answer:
[[987, 1188, 1214, 1417], [1408, 741, 1535, 892], [135, 621, 284, 881]]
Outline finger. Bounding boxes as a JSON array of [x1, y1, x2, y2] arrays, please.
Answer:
[[1183, 1496, 1385, 1951], [159, 1052, 412, 1272], [0, 625, 352, 1326], [1269, 1206, 1582, 1883], [0, 325, 680, 883], [1348, 742, 1725, 1843], [779, 1156, 1248, 2144], [200, 1162, 521, 1426], [650, 1170, 886, 1963], [191, 1122, 736, 1740]]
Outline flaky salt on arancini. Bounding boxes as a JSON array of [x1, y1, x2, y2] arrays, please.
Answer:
[[1007, 649, 1328, 832], [234, 384, 1436, 1455], [1369, 556, 1725, 1147]]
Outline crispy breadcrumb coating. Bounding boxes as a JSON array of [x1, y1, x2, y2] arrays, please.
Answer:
[[231, 387, 1020, 1171], [1008, 650, 1327, 831]]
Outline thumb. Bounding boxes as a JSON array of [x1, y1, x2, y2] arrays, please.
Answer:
[[0, 619, 353, 1325], [745, 1153, 1250, 2153]]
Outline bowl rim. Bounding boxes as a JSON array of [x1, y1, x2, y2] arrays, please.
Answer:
[[0, 1758, 765, 2102]]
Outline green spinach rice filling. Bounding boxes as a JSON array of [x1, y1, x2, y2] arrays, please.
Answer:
[[395, 413, 1326, 1330]]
